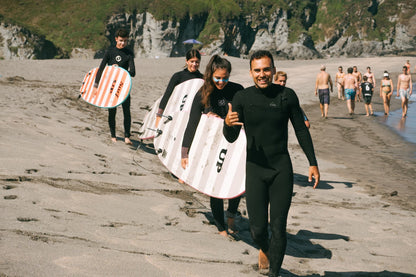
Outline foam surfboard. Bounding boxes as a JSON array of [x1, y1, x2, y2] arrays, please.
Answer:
[[137, 78, 204, 140], [80, 65, 132, 108], [137, 97, 161, 140], [154, 112, 246, 199]]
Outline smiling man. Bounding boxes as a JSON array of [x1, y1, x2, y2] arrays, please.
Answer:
[[223, 50, 320, 276]]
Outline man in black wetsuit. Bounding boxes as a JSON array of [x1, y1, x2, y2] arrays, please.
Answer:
[[94, 29, 136, 144], [223, 50, 320, 276]]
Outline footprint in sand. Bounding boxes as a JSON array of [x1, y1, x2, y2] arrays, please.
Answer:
[[25, 169, 39, 174], [17, 217, 39, 222], [4, 195, 18, 200]]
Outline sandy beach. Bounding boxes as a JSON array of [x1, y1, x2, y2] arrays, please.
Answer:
[[0, 56, 415, 277]]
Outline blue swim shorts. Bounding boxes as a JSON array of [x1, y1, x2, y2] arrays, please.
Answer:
[[345, 88, 356, 100]]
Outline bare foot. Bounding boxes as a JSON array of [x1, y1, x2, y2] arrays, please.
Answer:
[[125, 137, 132, 145], [178, 179, 185, 184], [111, 137, 117, 143], [227, 217, 238, 234], [218, 230, 228, 237], [258, 249, 269, 269]]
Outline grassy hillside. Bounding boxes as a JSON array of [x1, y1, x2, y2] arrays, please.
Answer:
[[1, 0, 415, 55]]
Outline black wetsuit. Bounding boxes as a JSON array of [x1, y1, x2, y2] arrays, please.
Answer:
[[158, 69, 203, 115], [95, 46, 136, 138], [182, 82, 244, 232], [223, 84, 317, 275]]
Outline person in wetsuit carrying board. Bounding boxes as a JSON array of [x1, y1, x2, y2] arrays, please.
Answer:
[[223, 50, 320, 277], [94, 29, 136, 144]]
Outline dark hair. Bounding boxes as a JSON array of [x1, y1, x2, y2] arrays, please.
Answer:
[[363, 75, 368, 81], [186, 49, 201, 61], [250, 50, 275, 69], [115, 29, 129, 38], [347, 67, 353, 74], [200, 55, 232, 108]]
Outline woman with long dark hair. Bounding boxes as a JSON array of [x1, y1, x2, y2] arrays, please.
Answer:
[[181, 55, 244, 237]]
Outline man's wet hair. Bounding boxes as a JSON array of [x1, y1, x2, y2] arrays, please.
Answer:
[[363, 75, 368, 81], [250, 50, 275, 69], [347, 67, 353, 74]]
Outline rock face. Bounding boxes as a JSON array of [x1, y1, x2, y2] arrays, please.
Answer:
[[1, 3, 415, 60], [0, 20, 59, 60], [102, 8, 415, 59]]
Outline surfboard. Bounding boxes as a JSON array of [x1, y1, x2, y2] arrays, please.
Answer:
[[137, 97, 161, 140], [137, 78, 204, 140], [79, 65, 132, 108], [154, 112, 246, 199]]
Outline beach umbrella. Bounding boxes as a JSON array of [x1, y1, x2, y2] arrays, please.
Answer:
[[183, 39, 203, 45]]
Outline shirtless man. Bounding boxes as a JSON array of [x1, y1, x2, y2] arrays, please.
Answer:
[[397, 66, 413, 118], [352, 66, 362, 102], [315, 65, 333, 118], [335, 66, 345, 100], [342, 67, 358, 115], [363, 66, 376, 88], [405, 60, 411, 74]]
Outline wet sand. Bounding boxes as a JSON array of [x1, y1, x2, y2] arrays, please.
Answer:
[[0, 56, 415, 277]]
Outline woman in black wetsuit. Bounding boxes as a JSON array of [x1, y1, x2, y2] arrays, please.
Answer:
[[156, 49, 203, 127], [181, 55, 244, 237]]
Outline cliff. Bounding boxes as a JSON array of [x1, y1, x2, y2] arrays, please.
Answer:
[[0, 0, 415, 60]]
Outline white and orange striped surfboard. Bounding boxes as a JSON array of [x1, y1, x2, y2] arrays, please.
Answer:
[[154, 112, 246, 199], [79, 66, 132, 108]]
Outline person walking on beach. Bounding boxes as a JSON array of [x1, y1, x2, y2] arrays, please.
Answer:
[[335, 66, 345, 100], [380, 71, 393, 115], [156, 49, 203, 127], [360, 75, 374, 116], [363, 66, 376, 88], [343, 67, 358, 115], [352, 66, 362, 102], [94, 29, 136, 144], [397, 66, 413, 118], [405, 60, 411, 74], [223, 50, 320, 276], [315, 65, 333, 118], [181, 55, 243, 237], [275, 71, 310, 128]]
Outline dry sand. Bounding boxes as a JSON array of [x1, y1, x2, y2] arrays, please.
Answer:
[[0, 56, 415, 277]]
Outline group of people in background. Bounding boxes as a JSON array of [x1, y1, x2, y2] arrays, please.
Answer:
[[318, 63, 413, 118]]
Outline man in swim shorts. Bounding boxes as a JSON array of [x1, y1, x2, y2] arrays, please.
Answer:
[[315, 65, 333, 118], [343, 67, 358, 115], [352, 66, 362, 102], [397, 66, 413, 118]]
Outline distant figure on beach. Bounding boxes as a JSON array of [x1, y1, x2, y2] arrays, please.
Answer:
[[397, 66, 413, 118], [343, 67, 358, 115], [275, 71, 310, 128], [363, 66, 376, 88], [156, 49, 203, 127], [94, 29, 136, 144], [224, 50, 320, 276], [352, 66, 362, 102], [315, 65, 333, 118], [380, 71, 393, 115], [335, 66, 345, 100], [405, 60, 411, 74], [181, 55, 243, 238], [360, 75, 374, 116]]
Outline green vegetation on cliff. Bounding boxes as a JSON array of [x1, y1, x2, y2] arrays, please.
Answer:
[[0, 0, 414, 55]]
